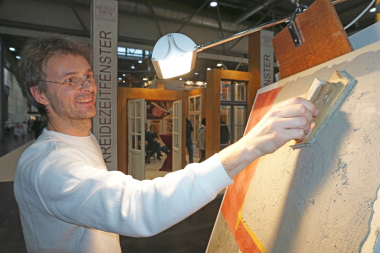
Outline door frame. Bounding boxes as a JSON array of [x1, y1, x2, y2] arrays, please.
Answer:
[[118, 88, 187, 174], [172, 100, 182, 171]]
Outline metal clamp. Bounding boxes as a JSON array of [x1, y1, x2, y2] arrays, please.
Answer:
[[287, 0, 308, 48], [288, 20, 302, 48]]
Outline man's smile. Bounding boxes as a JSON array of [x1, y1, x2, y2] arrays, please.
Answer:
[[76, 96, 94, 104]]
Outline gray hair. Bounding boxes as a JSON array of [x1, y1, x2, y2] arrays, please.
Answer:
[[16, 35, 91, 118]]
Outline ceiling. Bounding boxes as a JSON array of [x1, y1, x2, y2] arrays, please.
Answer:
[[0, 0, 377, 87]]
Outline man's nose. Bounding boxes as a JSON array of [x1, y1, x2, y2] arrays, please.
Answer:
[[79, 79, 96, 91]]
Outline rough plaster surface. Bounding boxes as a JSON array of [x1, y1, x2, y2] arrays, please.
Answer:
[[239, 50, 380, 253]]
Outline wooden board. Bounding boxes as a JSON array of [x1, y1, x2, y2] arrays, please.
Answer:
[[207, 41, 380, 253], [272, 0, 353, 79]]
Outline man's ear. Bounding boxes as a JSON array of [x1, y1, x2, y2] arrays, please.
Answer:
[[30, 86, 50, 106]]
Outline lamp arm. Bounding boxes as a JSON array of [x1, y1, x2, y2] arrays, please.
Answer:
[[196, 15, 291, 52], [196, 0, 346, 53]]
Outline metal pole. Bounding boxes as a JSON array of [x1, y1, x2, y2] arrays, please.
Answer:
[[197, 15, 290, 52]]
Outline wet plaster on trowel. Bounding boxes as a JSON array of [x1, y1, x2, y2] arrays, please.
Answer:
[[238, 49, 380, 253]]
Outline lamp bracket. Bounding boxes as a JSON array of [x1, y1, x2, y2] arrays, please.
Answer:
[[287, 0, 307, 48], [287, 20, 302, 48]]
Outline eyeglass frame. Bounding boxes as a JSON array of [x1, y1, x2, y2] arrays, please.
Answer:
[[41, 75, 99, 90]]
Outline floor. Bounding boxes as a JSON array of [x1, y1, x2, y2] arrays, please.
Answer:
[[0, 181, 223, 253], [145, 154, 201, 180], [0, 134, 34, 158]]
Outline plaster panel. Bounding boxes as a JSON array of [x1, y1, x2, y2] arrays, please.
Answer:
[[241, 50, 380, 252], [208, 41, 380, 253]]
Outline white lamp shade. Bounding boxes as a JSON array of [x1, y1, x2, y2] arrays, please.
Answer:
[[152, 33, 197, 79]]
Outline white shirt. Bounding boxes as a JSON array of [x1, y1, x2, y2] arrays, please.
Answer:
[[14, 128, 232, 253]]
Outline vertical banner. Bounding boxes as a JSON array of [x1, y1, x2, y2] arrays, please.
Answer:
[[92, 0, 118, 171], [0, 36, 4, 141], [260, 30, 274, 88]]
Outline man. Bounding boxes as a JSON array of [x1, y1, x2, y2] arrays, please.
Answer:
[[186, 118, 193, 163], [14, 36, 318, 253], [31, 116, 43, 139], [144, 123, 153, 163]]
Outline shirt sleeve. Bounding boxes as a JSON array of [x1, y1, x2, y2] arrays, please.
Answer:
[[36, 151, 233, 237]]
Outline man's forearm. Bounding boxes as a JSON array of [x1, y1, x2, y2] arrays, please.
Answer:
[[218, 138, 262, 179]]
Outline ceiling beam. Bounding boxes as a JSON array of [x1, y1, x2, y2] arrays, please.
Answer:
[[177, 0, 209, 33], [0, 19, 89, 37], [146, 0, 163, 37], [67, 0, 88, 33], [216, 3, 227, 53]]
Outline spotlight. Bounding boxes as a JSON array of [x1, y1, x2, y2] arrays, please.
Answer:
[[370, 7, 376, 12], [118, 77, 122, 81], [123, 73, 126, 76], [179, 78, 182, 80], [195, 72, 198, 75], [9, 47, 15, 51], [210, 1, 218, 7], [16, 56, 21, 59], [152, 33, 197, 79], [207, 68, 211, 71], [143, 77, 148, 81], [131, 64, 135, 69], [217, 63, 222, 67], [138, 60, 143, 63]]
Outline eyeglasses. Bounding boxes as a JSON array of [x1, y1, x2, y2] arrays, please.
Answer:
[[43, 75, 98, 90]]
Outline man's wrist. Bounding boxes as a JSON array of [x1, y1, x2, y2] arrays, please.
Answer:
[[218, 140, 262, 179]]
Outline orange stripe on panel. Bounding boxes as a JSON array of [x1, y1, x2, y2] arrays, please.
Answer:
[[221, 87, 283, 251]]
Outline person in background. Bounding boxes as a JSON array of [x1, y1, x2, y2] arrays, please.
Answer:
[[186, 118, 194, 164], [22, 121, 29, 135], [31, 116, 43, 139], [197, 118, 206, 163], [220, 118, 230, 146], [5, 120, 13, 136], [27, 118, 33, 134], [149, 125, 162, 161]]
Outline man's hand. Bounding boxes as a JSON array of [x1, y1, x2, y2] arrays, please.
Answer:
[[218, 97, 319, 179], [152, 107, 166, 118]]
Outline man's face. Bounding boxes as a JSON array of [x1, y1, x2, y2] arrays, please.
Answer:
[[43, 54, 97, 121]]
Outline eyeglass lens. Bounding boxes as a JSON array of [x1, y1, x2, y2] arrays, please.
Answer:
[[72, 76, 97, 90]]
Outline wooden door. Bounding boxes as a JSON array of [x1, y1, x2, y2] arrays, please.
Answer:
[[172, 100, 182, 171], [128, 99, 146, 180]]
